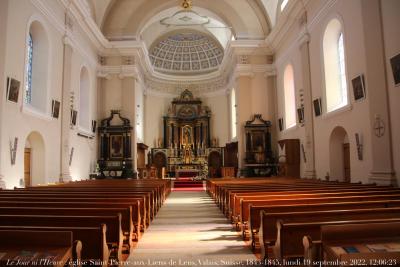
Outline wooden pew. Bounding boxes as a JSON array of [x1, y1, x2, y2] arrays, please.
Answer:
[[240, 193, 400, 237], [276, 217, 400, 261], [0, 196, 148, 230], [0, 214, 123, 261], [319, 221, 400, 266], [258, 207, 400, 261], [0, 200, 141, 241], [0, 230, 77, 267], [0, 225, 109, 267], [0, 206, 136, 247], [229, 187, 400, 221], [248, 199, 400, 250]]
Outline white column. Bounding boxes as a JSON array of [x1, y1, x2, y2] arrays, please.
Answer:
[[235, 74, 253, 170], [299, 33, 316, 179], [59, 37, 73, 182], [361, 0, 396, 185], [121, 76, 137, 177], [0, 0, 8, 188]]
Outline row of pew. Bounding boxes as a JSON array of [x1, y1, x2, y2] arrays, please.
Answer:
[[207, 177, 400, 266], [0, 179, 171, 266]]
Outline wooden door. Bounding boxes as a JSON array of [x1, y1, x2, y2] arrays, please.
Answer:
[[24, 148, 31, 187], [343, 143, 351, 182]]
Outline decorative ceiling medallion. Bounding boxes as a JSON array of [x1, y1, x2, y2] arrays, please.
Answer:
[[160, 10, 210, 27], [181, 0, 193, 10]]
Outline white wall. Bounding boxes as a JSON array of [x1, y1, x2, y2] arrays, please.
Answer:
[[0, 0, 98, 187], [274, 0, 398, 183], [144, 94, 173, 149], [202, 93, 229, 147]]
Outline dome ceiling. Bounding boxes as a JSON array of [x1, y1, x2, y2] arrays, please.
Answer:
[[149, 32, 224, 75]]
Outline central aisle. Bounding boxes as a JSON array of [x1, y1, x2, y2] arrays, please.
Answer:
[[127, 190, 259, 267]]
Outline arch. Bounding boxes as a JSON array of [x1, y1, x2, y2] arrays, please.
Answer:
[[329, 126, 350, 182], [24, 19, 49, 113], [322, 17, 348, 113], [79, 66, 91, 130], [24, 131, 46, 186], [283, 64, 296, 129]]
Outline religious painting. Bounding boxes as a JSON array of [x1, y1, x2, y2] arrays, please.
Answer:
[[6, 77, 20, 103], [110, 134, 124, 159], [352, 74, 366, 101], [313, 98, 322, 117], [51, 100, 60, 119], [390, 53, 400, 86]]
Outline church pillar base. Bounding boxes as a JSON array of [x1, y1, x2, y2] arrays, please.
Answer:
[[303, 170, 317, 180], [0, 175, 5, 189], [59, 173, 72, 183], [369, 171, 397, 186]]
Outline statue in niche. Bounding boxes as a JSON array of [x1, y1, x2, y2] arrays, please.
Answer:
[[182, 126, 192, 146]]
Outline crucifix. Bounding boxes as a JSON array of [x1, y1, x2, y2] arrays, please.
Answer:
[[374, 117, 385, 138]]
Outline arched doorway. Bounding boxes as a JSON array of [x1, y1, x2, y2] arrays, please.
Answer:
[[329, 126, 350, 182], [24, 132, 45, 186]]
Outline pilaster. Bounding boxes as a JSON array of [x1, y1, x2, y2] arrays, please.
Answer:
[[360, 0, 396, 185], [299, 31, 316, 179], [59, 40, 73, 183], [0, 0, 8, 188]]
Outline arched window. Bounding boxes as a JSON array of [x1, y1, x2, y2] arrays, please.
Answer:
[[24, 21, 49, 113], [283, 64, 296, 129], [323, 18, 348, 113], [25, 34, 33, 104], [231, 88, 237, 139], [79, 67, 90, 130]]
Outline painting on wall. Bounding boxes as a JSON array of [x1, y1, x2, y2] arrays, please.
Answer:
[[6, 77, 20, 103], [352, 74, 366, 101], [313, 98, 322, 117], [390, 53, 400, 86], [110, 134, 124, 159], [51, 100, 60, 119]]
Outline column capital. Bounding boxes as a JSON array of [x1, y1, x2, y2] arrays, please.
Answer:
[[0, 175, 5, 189], [298, 32, 310, 47], [62, 35, 74, 50]]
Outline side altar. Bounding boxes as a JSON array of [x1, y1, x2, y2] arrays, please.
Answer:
[[151, 90, 223, 178]]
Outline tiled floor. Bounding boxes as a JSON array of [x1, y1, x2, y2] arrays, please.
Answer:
[[127, 191, 258, 267]]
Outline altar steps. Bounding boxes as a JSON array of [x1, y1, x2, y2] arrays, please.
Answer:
[[173, 180, 204, 191]]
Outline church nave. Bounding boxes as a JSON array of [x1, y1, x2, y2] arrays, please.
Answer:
[[128, 190, 258, 267]]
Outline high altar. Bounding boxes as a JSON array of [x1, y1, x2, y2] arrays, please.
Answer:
[[151, 90, 222, 178]]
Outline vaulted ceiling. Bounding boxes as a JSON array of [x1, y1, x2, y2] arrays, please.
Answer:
[[87, 0, 282, 41]]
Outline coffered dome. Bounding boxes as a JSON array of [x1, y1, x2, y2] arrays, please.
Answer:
[[149, 32, 224, 75]]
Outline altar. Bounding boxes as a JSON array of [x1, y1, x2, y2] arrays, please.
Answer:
[[176, 168, 200, 179], [151, 90, 223, 178]]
